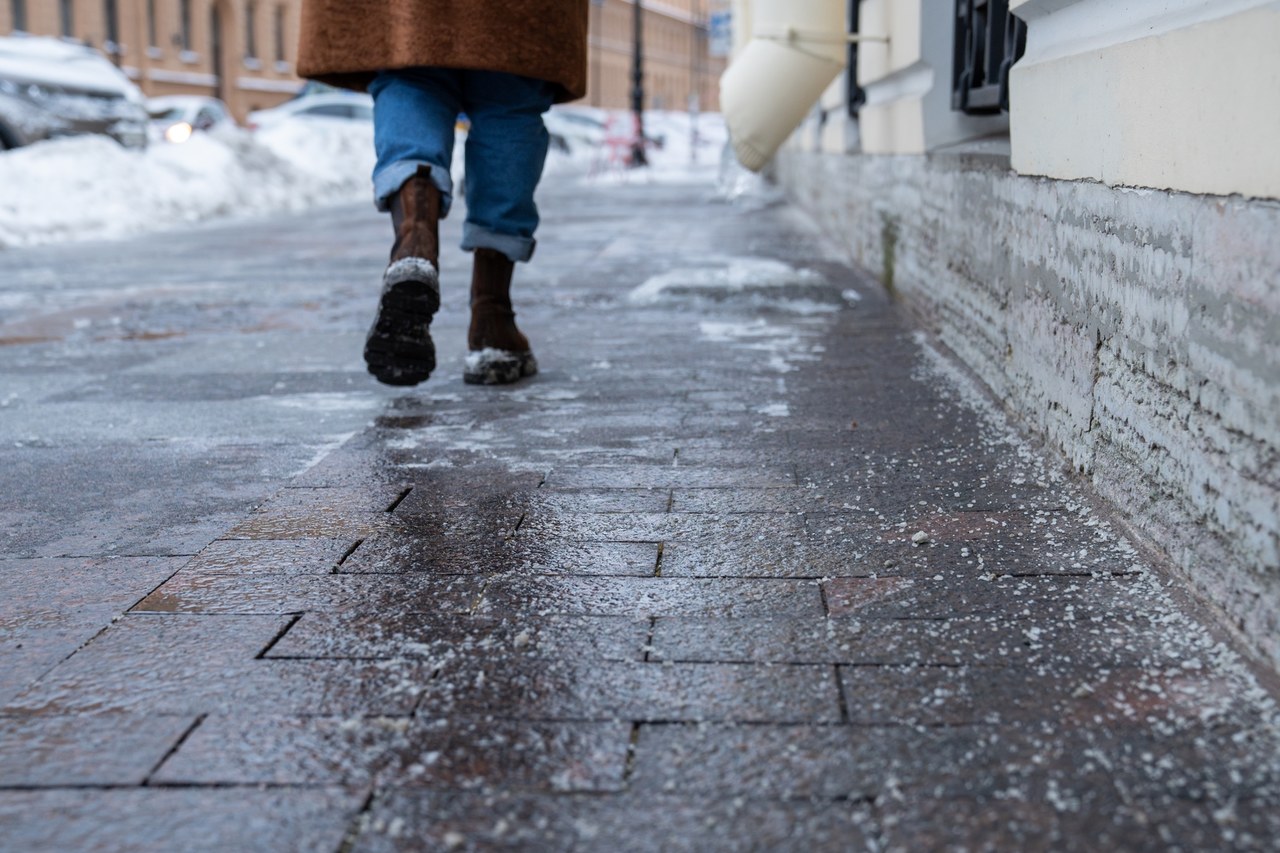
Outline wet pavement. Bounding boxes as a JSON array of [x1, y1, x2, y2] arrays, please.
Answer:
[[2, 169, 1279, 852]]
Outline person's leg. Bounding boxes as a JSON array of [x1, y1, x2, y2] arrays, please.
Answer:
[[457, 72, 556, 385], [363, 69, 462, 386], [369, 68, 461, 213]]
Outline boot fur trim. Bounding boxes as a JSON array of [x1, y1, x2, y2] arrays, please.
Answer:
[[384, 256, 440, 289], [464, 348, 538, 385]]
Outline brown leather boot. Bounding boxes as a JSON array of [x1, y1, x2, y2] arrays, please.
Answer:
[[364, 167, 441, 386], [464, 248, 537, 385]]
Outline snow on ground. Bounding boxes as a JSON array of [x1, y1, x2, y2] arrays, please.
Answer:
[[0, 109, 730, 250]]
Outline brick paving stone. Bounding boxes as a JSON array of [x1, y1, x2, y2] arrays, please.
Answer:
[[822, 574, 1152, 618], [2, 614, 429, 716], [178, 537, 357, 575], [2, 176, 1278, 853], [342, 536, 660, 576], [478, 576, 824, 618], [265, 613, 649, 662], [0, 713, 196, 786], [154, 714, 631, 791], [0, 787, 362, 853], [524, 489, 672, 514], [133, 572, 485, 615], [648, 615, 1207, 667], [0, 556, 183, 703], [878, 794, 1280, 853], [420, 659, 841, 723], [838, 664, 1256, 729], [516, 510, 807, 543], [350, 791, 877, 853], [542, 465, 796, 489]]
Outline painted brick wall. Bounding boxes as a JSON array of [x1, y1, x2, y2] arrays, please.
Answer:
[[775, 149, 1280, 668]]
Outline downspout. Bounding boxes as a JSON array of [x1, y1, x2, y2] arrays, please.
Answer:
[[720, 0, 885, 172]]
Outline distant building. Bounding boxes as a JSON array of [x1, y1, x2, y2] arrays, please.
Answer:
[[585, 0, 726, 112], [1, 0, 727, 120], [1, 0, 304, 120]]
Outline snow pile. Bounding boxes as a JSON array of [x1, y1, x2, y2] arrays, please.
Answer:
[[0, 108, 731, 249], [0, 118, 375, 249]]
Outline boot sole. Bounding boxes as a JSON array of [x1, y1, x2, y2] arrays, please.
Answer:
[[463, 349, 538, 385], [364, 262, 441, 387]]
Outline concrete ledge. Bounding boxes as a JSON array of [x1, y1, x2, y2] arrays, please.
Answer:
[[775, 148, 1280, 669]]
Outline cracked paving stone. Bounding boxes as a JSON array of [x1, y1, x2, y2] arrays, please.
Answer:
[[349, 791, 877, 853], [153, 714, 631, 791], [264, 613, 649, 662]]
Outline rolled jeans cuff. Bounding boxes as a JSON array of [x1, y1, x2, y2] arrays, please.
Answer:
[[373, 160, 454, 216], [462, 223, 537, 263]]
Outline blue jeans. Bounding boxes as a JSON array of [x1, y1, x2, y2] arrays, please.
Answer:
[[369, 68, 556, 263]]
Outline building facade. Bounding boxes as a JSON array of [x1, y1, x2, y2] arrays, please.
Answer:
[[586, 0, 725, 112], [732, 0, 1280, 668], [2, 0, 725, 119], [1, 0, 303, 119]]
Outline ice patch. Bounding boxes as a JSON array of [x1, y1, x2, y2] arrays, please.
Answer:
[[757, 402, 790, 417], [629, 258, 825, 304]]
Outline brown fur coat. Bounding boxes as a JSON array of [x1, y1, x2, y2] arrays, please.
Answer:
[[297, 0, 589, 103]]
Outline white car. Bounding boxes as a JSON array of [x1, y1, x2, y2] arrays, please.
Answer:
[[0, 34, 148, 150], [247, 92, 373, 130], [147, 95, 236, 144]]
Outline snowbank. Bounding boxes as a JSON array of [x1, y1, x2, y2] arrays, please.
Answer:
[[0, 109, 729, 250]]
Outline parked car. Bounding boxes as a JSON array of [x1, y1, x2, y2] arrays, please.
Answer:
[[246, 91, 373, 130], [0, 34, 147, 150], [147, 95, 236, 144], [544, 106, 608, 152]]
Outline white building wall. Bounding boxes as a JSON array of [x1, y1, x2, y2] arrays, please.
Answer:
[[1010, 0, 1280, 200]]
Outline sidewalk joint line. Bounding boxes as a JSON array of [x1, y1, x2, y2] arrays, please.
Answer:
[[256, 613, 304, 659], [334, 539, 364, 571], [336, 788, 379, 853], [833, 665, 851, 724], [384, 486, 413, 513], [621, 721, 642, 784], [142, 713, 206, 786]]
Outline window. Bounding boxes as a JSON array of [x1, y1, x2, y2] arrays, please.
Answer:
[[951, 0, 1026, 114], [59, 0, 73, 37], [245, 0, 257, 58], [10, 0, 26, 32], [847, 0, 865, 116], [180, 0, 192, 50], [104, 0, 119, 48], [146, 0, 156, 46], [274, 4, 286, 62]]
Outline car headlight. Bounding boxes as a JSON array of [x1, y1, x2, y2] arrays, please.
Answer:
[[164, 121, 193, 144]]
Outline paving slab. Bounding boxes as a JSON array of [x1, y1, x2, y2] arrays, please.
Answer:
[[0, 173, 1277, 851]]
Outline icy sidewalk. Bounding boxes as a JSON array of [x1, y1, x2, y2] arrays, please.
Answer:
[[1, 172, 1278, 851]]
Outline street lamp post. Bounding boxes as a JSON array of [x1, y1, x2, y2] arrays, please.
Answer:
[[631, 0, 648, 166]]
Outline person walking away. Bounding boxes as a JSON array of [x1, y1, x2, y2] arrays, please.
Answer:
[[296, 1, 589, 386]]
